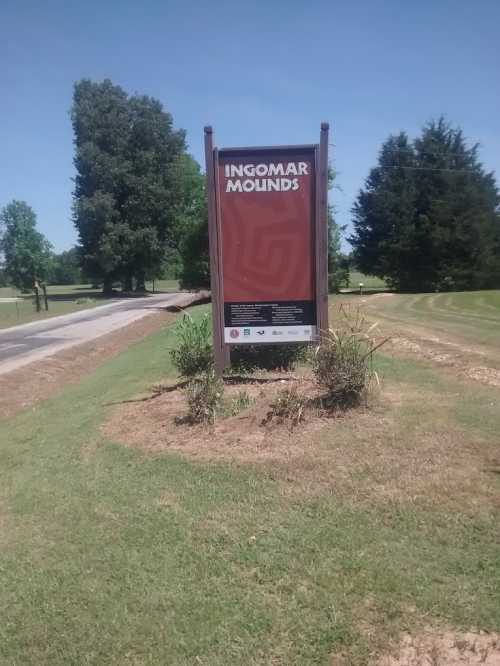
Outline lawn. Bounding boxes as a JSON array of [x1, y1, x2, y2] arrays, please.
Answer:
[[0, 280, 181, 329], [1, 303, 499, 664], [360, 289, 500, 347], [347, 271, 388, 292]]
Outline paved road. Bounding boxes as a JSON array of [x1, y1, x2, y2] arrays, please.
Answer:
[[0, 292, 196, 376]]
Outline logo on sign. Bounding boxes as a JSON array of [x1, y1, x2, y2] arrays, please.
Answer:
[[244, 329, 250, 336], [272, 330, 283, 336], [257, 330, 265, 335], [230, 329, 240, 339]]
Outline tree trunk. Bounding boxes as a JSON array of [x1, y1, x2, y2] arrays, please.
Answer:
[[122, 275, 133, 292], [34, 285, 41, 312], [102, 277, 113, 296], [41, 284, 49, 311], [135, 270, 146, 292]]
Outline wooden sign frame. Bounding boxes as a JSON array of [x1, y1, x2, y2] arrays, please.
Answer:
[[204, 123, 329, 376]]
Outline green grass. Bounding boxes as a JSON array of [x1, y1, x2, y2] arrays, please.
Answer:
[[0, 284, 114, 329], [0, 280, 181, 329], [145, 278, 180, 292], [360, 290, 500, 347], [1, 304, 499, 663], [347, 271, 388, 291]]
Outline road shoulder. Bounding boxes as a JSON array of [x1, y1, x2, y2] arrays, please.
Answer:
[[0, 311, 173, 419]]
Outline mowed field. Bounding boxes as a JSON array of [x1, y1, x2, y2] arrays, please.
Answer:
[[0, 295, 499, 664], [0, 280, 180, 329], [360, 290, 500, 347]]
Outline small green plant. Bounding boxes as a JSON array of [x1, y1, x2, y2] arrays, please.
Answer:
[[313, 305, 387, 408], [227, 390, 253, 416], [264, 383, 307, 428], [185, 370, 224, 424], [170, 313, 214, 377]]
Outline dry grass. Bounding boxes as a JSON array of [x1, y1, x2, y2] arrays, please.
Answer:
[[103, 373, 499, 517]]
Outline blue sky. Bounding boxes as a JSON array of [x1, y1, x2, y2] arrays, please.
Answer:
[[1, 0, 499, 252]]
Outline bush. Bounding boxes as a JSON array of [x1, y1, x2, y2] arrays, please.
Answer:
[[185, 370, 224, 424], [170, 314, 213, 377], [313, 306, 386, 408], [264, 383, 307, 428], [230, 344, 308, 373]]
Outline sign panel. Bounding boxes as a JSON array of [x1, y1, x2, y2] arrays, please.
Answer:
[[204, 124, 329, 374], [218, 147, 317, 344]]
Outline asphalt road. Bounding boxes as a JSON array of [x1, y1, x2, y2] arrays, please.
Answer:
[[0, 292, 195, 376]]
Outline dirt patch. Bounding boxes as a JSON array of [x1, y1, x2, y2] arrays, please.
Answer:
[[465, 366, 500, 388], [0, 311, 173, 419], [388, 335, 500, 389], [103, 376, 499, 513], [378, 629, 500, 665], [103, 376, 328, 463]]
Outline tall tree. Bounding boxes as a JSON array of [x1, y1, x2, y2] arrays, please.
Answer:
[[0, 200, 52, 291], [48, 247, 83, 285], [72, 79, 186, 293], [327, 168, 349, 293], [173, 155, 210, 289], [350, 118, 500, 291]]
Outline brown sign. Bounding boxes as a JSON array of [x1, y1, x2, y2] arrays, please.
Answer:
[[204, 125, 329, 374]]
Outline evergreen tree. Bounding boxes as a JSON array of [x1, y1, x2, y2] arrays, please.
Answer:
[[350, 118, 500, 291], [0, 200, 52, 291]]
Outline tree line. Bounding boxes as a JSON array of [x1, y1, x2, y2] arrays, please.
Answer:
[[350, 117, 500, 291], [1, 80, 498, 295]]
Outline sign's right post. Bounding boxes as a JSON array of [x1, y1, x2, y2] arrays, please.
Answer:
[[315, 121, 330, 338]]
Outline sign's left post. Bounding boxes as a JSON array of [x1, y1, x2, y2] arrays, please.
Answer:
[[204, 126, 229, 377]]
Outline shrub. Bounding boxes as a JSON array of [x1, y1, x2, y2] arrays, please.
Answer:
[[264, 383, 307, 428], [170, 313, 213, 377], [230, 344, 308, 373], [313, 306, 387, 408], [185, 370, 224, 424]]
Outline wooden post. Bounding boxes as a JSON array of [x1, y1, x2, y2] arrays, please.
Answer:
[[315, 122, 330, 339], [33, 280, 41, 313], [41, 282, 49, 311], [204, 126, 226, 377]]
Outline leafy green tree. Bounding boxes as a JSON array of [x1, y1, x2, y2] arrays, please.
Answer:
[[350, 118, 500, 291], [174, 155, 209, 289], [178, 217, 210, 289], [72, 79, 186, 293], [0, 200, 52, 291], [328, 212, 349, 293], [48, 247, 83, 285], [327, 168, 349, 293]]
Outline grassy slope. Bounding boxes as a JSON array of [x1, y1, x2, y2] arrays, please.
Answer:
[[1, 304, 499, 664], [0, 281, 180, 329], [361, 290, 500, 346], [348, 271, 388, 291]]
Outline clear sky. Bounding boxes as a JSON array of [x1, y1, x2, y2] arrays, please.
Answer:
[[1, 0, 499, 252]]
